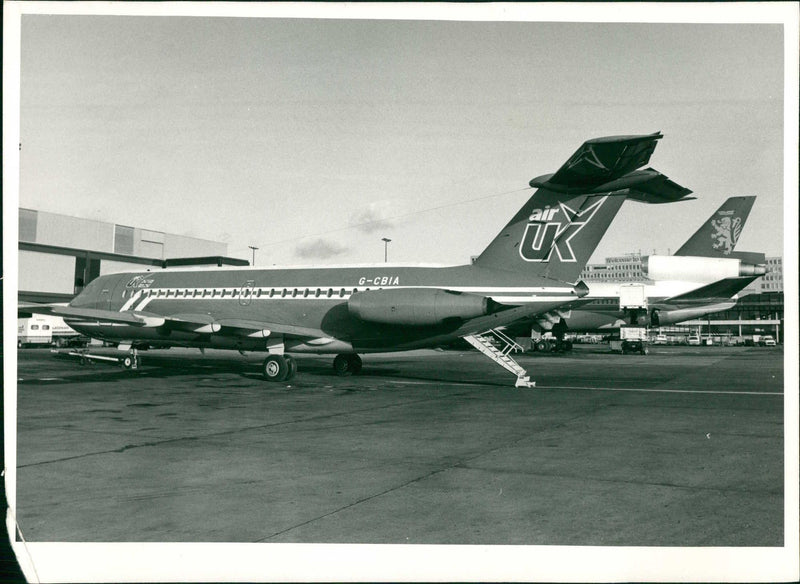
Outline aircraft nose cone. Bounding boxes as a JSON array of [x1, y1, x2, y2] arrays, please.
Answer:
[[573, 280, 590, 298]]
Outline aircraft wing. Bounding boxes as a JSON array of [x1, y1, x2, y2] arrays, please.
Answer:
[[662, 276, 759, 305], [18, 304, 327, 339], [19, 303, 150, 325]]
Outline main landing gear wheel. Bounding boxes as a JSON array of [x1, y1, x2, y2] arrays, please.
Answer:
[[284, 355, 298, 380], [262, 354, 290, 382], [333, 353, 362, 376]]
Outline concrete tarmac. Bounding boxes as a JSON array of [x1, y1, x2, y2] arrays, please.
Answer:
[[14, 344, 784, 545]]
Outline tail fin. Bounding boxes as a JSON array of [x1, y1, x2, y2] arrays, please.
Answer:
[[473, 133, 692, 284], [674, 196, 755, 257], [473, 190, 626, 283]]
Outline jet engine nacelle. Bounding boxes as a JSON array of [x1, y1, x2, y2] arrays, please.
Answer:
[[642, 255, 765, 282], [348, 288, 490, 326]]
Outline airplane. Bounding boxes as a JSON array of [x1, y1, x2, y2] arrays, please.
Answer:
[[19, 132, 692, 387], [543, 196, 766, 335]]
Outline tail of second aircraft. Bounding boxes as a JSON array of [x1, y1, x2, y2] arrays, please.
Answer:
[[673, 196, 755, 258], [473, 133, 693, 284]]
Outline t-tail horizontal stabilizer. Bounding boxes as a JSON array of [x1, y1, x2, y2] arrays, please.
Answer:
[[474, 132, 693, 284]]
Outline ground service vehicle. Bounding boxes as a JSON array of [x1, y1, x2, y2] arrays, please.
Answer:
[[620, 326, 648, 355], [17, 317, 52, 347], [18, 314, 86, 348]]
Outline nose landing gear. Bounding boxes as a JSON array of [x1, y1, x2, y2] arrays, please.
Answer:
[[122, 348, 141, 371]]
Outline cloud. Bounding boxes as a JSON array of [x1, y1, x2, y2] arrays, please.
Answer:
[[349, 203, 394, 234], [295, 238, 348, 259]]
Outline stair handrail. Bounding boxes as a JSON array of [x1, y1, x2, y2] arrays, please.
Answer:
[[481, 328, 524, 354]]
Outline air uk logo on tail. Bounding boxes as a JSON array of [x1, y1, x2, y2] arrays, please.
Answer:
[[710, 211, 742, 255], [519, 196, 607, 262]]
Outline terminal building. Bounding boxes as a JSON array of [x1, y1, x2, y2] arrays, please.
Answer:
[[580, 252, 647, 283], [18, 208, 247, 304]]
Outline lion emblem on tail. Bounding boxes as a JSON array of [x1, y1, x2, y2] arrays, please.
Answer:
[[710, 215, 741, 255]]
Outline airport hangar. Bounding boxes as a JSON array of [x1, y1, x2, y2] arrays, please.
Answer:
[[18, 207, 247, 306], [18, 207, 784, 341]]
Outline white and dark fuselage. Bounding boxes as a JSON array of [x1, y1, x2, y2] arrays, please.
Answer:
[[67, 264, 583, 353], [560, 253, 765, 330]]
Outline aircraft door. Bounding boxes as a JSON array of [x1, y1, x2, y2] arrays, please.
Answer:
[[97, 282, 113, 310], [239, 280, 255, 307], [105, 275, 129, 310]]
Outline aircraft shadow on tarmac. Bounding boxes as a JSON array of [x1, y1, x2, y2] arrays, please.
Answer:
[[19, 350, 515, 388]]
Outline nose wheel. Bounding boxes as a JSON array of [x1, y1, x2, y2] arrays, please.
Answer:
[[122, 348, 141, 371], [333, 353, 362, 376], [262, 354, 297, 382]]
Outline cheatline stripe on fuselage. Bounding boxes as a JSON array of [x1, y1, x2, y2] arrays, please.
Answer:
[[118, 286, 577, 313], [121, 285, 574, 293], [119, 290, 143, 312]]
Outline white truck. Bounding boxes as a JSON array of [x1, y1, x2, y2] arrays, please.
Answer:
[[18, 314, 86, 348], [18, 316, 53, 347]]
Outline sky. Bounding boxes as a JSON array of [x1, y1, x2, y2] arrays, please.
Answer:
[[13, 7, 789, 267]]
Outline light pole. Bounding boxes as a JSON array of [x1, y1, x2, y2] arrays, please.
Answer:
[[381, 238, 391, 263], [248, 245, 259, 267]]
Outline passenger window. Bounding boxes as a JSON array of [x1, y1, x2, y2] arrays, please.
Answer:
[[31, 325, 39, 330], [42, 325, 50, 330], [303, 289, 309, 298]]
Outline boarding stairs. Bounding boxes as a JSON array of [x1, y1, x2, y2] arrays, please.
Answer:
[[462, 328, 536, 388]]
